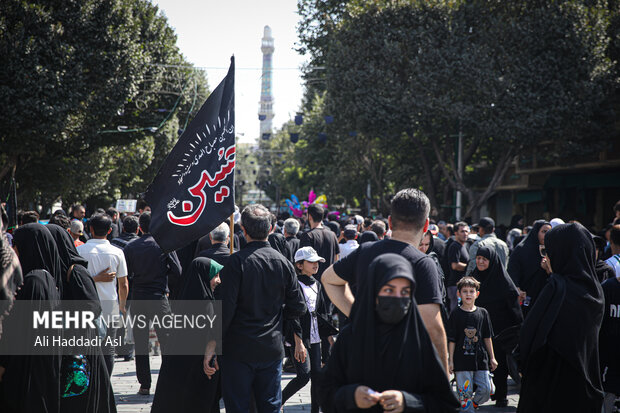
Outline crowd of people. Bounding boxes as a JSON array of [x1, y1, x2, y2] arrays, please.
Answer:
[[0, 191, 619, 413]]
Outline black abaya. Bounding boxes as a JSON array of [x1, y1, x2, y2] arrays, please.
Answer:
[[47, 224, 117, 413], [472, 246, 523, 401], [151, 257, 222, 413], [507, 220, 550, 312], [0, 270, 61, 413], [518, 223, 604, 412], [320, 253, 459, 413]]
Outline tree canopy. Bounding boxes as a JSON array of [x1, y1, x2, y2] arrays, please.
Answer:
[[285, 0, 618, 218], [0, 0, 210, 212]]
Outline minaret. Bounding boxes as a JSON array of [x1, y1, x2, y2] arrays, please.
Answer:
[[259, 26, 274, 137]]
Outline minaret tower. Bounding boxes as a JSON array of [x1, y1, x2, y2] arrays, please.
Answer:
[[259, 26, 274, 137]]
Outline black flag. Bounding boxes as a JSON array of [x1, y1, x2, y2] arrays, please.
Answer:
[[145, 57, 235, 253]]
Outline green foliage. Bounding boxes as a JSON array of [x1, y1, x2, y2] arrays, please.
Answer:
[[291, 0, 618, 218], [0, 0, 210, 212]]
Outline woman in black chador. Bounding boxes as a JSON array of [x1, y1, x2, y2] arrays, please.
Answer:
[[320, 253, 459, 413], [0, 223, 62, 413], [47, 224, 117, 413], [151, 257, 223, 413], [507, 220, 551, 317], [472, 246, 523, 406], [518, 223, 604, 412]]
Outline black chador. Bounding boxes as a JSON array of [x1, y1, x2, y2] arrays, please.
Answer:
[[319, 253, 459, 413], [518, 223, 604, 412]]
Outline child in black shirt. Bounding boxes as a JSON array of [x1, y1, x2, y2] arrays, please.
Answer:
[[448, 277, 497, 412]]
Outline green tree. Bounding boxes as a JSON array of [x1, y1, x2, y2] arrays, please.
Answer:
[[0, 0, 210, 212], [321, 0, 616, 218]]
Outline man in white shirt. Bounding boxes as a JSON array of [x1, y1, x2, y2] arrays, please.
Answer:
[[77, 213, 129, 375], [339, 225, 359, 259], [605, 225, 620, 278]]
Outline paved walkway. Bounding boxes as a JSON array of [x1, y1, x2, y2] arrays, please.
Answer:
[[111, 356, 519, 412]]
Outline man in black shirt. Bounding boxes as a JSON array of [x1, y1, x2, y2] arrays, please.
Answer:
[[300, 204, 340, 280], [110, 215, 139, 250], [322, 188, 449, 373], [123, 212, 182, 395], [447, 222, 470, 313], [268, 213, 288, 257], [283, 218, 301, 263], [197, 222, 231, 268], [204, 204, 306, 413], [600, 276, 620, 411]]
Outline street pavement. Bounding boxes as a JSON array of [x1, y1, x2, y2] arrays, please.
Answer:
[[111, 355, 519, 412]]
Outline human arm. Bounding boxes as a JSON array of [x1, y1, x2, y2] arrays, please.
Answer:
[[541, 256, 552, 275], [451, 262, 467, 272], [118, 276, 128, 314], [448, 341, 455, 374], [319, 328, 379, 413], [321, 265, 355, 317], [203, 339, 219, 378], [294, 333, 307, 363], [92, 267, 116, 283], [484, 338, 497, 371], [418, 303, 449, 375]]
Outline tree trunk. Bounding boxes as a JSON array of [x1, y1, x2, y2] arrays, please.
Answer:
[[430, 138, 515, 221], [0, 156, 17, 183], [410, 134, 439, 208]]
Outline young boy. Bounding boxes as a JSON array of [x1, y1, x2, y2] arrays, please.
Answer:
[[447, 277, 498, 412]]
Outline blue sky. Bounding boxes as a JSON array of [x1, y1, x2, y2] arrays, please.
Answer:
[[152, 0, 307, 144]]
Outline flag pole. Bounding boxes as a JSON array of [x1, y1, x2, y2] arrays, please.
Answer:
[[229, 213, 234, 254]]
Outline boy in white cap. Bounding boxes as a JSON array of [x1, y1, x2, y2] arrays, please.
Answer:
[[282, 246, 336, 413]]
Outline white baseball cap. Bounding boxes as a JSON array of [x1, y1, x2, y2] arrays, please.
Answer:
[[294, 247, 326, 263], [550, 218, 565, 228]]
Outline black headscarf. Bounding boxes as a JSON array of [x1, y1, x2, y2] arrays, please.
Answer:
[[472, 246, 523, 334], [510, 215, 524, 230], [345, 253, 458, 410], [519, 223, 604, 398], [473, 246, 520, 305], [12, 223, 63, 295], [46, 224, 101, 317], [46, 224, 88, 274], [359, 230, 379, 245], [175, 257, 222, 301], [507, 220, 550, 293], [424, 230, 435, 254]]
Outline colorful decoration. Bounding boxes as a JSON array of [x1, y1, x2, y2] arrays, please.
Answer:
[[294, 115, 303, 125], [285, 190, 328, 218]]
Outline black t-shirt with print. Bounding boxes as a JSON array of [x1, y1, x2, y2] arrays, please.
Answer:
[[447, 306, 493, 371], [447, 241, 469, 287]]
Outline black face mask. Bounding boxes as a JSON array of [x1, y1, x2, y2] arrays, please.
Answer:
[[376, 296, 411, 324]]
